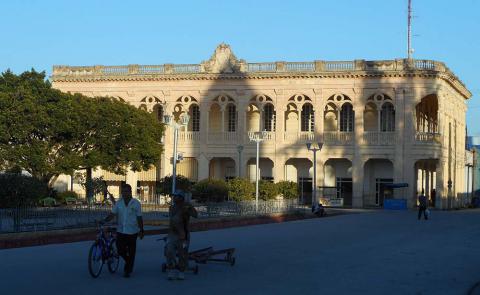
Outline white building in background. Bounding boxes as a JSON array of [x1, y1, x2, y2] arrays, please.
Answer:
[[51, 44, 472, 209]]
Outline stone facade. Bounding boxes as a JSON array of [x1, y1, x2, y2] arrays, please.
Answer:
[[51, 44, 472, 209]]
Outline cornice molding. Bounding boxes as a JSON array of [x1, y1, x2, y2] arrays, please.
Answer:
[[52, 71, 471, 99]]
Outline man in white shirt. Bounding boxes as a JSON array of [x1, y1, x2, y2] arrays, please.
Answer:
[[103, 184, 144, 278]]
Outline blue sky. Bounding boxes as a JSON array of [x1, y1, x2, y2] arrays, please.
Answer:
[[1, 0, 478, 134]]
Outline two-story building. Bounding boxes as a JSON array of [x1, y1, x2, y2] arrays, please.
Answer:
[[51, 44, 472, 209]]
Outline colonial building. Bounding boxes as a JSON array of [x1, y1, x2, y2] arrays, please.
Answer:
[[51, 44, 472, 209]]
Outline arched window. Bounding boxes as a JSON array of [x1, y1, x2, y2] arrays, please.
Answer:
[[190, 105, 200, 131], [263, 104, 276, 131], [301, 104, 314, 132], [153, 105, 164, 123], [227, 104, 237, 132], [380, 103, 395, 131], [340, 103, 354, 132]]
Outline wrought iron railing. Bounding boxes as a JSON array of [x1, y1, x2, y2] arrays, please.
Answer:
[[0, 199, 305, 233]]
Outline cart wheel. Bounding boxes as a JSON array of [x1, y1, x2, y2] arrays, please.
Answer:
[[194, 265, 199, 275], [230, 257, 236, 266], [161, 263, 166, 273]]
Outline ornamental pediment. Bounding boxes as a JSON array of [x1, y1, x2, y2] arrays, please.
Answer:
[[201, 43, 244, 74]]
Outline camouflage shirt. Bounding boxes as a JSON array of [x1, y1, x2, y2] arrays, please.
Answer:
[[168, 202, 198, 240]]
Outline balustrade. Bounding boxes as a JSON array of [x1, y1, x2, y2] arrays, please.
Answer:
[[208, 131, 238, 143], [247, 63, 277, 72], [324, 61, 355, 71], [362, 132, 396, 145], [53, 58, 451, 78], [323, 131, 354, 145], [283, 132, 315, 143], [178, 131, 201, 142], [285, 62, 315, 72], [415, 132, 441, 144]]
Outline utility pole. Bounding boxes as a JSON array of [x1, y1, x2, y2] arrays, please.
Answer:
[[407, 0, 413, 59]]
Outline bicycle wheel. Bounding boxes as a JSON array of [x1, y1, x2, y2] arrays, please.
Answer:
[[88, 242, 104, 278], [107, 239, 120, 273]]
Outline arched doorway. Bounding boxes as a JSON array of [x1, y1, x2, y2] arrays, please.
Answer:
[[363, 159, 394, 207], [247, 158, 274, 182], [209, 157, 236, 180], [324, 159, 353, 206], [285, 158, 312, 204]]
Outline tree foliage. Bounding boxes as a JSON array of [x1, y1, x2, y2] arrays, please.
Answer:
[[0, 174, 49, 208], [0, 70, 165, 200]]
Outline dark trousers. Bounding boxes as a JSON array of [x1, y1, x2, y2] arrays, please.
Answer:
[[418, 206, 428, 220], [116, 232, 138, 274]]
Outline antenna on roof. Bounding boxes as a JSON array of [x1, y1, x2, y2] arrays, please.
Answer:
[[407, 0, 413, 59]]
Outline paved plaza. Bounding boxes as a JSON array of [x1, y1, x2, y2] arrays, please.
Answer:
[[1, 210, 480, 295]]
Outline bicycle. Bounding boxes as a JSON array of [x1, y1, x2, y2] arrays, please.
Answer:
[[88, 223, 119, 278]]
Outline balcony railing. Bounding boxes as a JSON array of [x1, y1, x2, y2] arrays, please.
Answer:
[[362, 131, 396, 145], [178, 131, 200, 142], [208, 131, 238, 142], [415, 132, 441, 144], [324, 131, 354, 145], [283, 132, 315, 143], [247, 131, 275, 142]]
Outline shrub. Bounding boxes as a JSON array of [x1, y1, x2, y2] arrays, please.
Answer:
[[192, 178, 228, 202], [276, 181, 298, 199], [259, 180, 278, 201], [56, 191, 79, 204], [156, 175, 192, 195], [40, 197, 57, 207], [227, 178, 255, 202], [0, 174, 50, 208]]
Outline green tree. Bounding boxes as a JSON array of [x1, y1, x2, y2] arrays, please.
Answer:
[[0, 174, 49, 208], [0, 70, 79, 184], [227, 178, 255, 201], [66, 96, 164, 199], [0, 70, 165, 200]]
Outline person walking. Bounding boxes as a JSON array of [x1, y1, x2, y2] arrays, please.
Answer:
[[166, 191, 198, 280], [103, 184, 144, 277], [418, 189, 428, 220]]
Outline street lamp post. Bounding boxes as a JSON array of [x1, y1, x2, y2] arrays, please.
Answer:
[[237, 145, 244, 178], [306, 142, 323, 205], [249, 131, 268, 212], [163, 113, 190, 194]]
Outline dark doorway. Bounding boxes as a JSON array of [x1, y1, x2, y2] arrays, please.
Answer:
[[336, 177, 352, 207], [299, 177, 312, 205]]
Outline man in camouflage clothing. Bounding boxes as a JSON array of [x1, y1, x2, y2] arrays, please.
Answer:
[[166, 191, 198, 280]]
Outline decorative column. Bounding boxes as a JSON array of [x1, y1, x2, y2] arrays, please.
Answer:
[[273, 156, 285, 182], [314, 89, 323, 142], [352, 90, 364, 207], [197, 153, 210, 181], [393, 88, 406, 198], [436, 159, 446, 209], [352, 157, 364, 208], [221, 105, 226, 141]]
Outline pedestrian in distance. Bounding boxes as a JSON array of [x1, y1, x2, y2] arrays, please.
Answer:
[[166, 191, 198, 280], [102, 184, 144, 278], [418, 189, 428, 220]]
